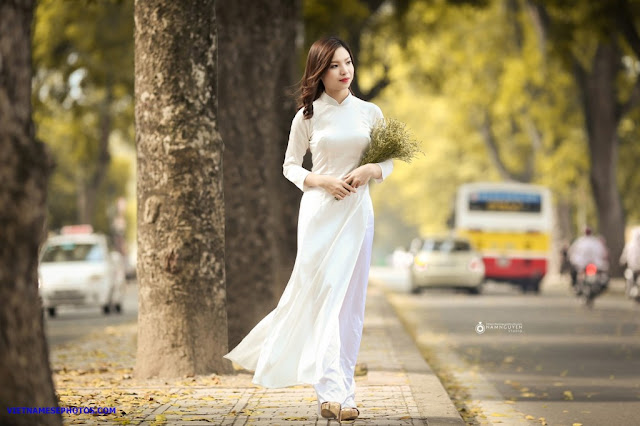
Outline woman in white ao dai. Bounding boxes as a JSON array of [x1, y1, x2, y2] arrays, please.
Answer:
[[224, 36, 393, 423]]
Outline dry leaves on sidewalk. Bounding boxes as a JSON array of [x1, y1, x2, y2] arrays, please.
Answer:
[[51, 322, 234, 425]]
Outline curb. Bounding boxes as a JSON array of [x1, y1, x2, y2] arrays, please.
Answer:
[[368, 281, 465, 425]]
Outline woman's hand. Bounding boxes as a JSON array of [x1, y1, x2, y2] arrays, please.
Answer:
[[344, 164, 379, 189], [320, 175, 356, 200]]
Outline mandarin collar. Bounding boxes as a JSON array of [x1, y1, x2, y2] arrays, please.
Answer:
[[319, 91, 352, 106]]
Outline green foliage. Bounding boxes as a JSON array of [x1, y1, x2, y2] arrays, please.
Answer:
[[366, 0, 592, 241], [33, 0, 133, 88], [303, 0, 370, 44], [365, 0, 640, 247], [305, 0, 639, 253], [540, 0, 640, 229], [33, 0, 135, 234], [371, 92, 494, 237]]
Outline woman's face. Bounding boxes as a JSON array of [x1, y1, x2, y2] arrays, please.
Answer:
[[321, 47, 353, 93]]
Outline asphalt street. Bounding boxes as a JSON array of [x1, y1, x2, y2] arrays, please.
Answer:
[[371, 266, 640, 426], [43, 281, 138, 347]]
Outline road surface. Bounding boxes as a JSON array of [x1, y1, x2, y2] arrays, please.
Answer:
[[371, 266, 640, 426], [44, 281, 138, 347]]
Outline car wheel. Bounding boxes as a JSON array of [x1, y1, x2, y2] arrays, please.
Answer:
[[47, 307, 56, 318], [102, 304, 111, 315], [468, 285, 482, 295], [409, 273, 421, 294], [114, 303, 122, 314], [523, 278, 541, 294], [529, 279, 541, 294]]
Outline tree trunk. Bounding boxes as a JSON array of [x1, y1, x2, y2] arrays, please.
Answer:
[[217, 0, 301, 348], [0, 1, 61, 424], [83, 80, 113, 225], [135, 0, 231, 378], [76, 173, 87, 224], [575, 42, 626, 276], [552, 199, 573, 273], [346, 0, 388, 101], [555, 199, 573, 244]]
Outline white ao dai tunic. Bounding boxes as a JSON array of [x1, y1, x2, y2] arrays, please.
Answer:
[[224, 92, 393, 390]]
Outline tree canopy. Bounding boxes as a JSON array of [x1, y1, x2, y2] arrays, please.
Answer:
[[33, 0, 134, 235], [305, 0, 640, 258]]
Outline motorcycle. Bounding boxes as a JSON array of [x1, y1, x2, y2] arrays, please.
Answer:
[[624, 268, 640, 304], [574, 263, 609, 307]]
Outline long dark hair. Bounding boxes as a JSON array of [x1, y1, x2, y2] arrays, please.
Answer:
[[297, 37, 354, 119]]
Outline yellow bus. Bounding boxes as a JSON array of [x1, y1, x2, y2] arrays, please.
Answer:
[[454, 182, 553, 293]]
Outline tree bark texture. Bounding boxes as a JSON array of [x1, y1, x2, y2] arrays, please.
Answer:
[[135, 0, 231, 378], [0, 1, 61, 424], [217, 0, 301, 348], [575, 42, 626, 276]]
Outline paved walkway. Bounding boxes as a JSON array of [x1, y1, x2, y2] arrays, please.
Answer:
[[49, 284, 463, 425]]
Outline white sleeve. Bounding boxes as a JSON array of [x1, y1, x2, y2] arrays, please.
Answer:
[[370, 104, 393, 183], [282, 109, 311, 192], [374, 158, 394, 183]]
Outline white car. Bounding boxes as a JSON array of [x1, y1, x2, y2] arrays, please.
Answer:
[[39, 232, 126, 317], [409, 236, 485, 294]]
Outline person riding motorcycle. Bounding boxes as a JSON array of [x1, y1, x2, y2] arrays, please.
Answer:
[[568, 227, 609, 288]]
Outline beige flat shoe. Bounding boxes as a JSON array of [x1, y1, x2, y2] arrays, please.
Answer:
[[339, 407, 360, 422], [320, 401, 341, 419]]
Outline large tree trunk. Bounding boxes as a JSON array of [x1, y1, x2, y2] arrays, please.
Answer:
[[0, 1, 61, 424], [217, 0, 301, 348], [575, 42, 626, 276], [135, 0, 231, 378]]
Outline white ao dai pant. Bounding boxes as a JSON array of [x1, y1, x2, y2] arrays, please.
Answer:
[[313, 208, 374, 410]]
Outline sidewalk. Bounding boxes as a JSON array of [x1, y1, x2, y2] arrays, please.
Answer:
[[49, 284, 463, 425]]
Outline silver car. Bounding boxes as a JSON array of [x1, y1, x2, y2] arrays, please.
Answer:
[[409, 236, 485, 294], [39, 232, 126, 317]]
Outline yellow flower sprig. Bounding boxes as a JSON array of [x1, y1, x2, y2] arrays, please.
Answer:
[[360, 118, 423, 167]]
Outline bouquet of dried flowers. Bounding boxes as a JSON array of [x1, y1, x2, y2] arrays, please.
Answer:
[[335, 118, 421, 200], [359, 118, 422, 167]]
